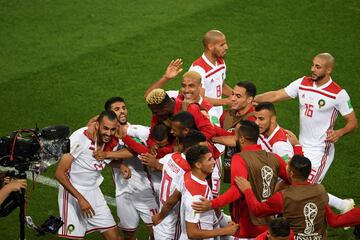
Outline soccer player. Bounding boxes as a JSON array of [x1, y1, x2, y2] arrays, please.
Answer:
[[102, 97, 158, 240], [254, 53, 358, 212], [55, 110, 121, 240], [152, 130, 207, 239], [146, 88, 216, 140], [179, 145, 238, 239], [235, 155, 360, 239], [189, 29, 232, 126], [192, 120, 290, 238], [220, 81, 257, 183], [255, 102, 301, 162]]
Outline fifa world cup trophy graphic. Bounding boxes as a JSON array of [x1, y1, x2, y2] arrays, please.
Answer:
[[304, 202, 318, 235], [261, 166, 273, 198]]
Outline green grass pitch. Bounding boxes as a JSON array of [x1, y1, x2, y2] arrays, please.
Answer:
[[0, 0, 359, 239]]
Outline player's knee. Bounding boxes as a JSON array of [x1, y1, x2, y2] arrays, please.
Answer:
[[102, 227, 121, 240]]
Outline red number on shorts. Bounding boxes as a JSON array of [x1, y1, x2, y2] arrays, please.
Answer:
[[304, 104, 314, 117], [216, 85, 221, 98], [159, 171, 173, 204]]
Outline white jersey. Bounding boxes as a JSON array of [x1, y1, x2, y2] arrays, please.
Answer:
[[190, 53, 227, 122], [284, 76, 353, 151], [257, 125, 294, 162], [68, 127, 114, 190], [178, 172, 216, 240], [112, 124, 156, 196], [154, 152, 190, 239]]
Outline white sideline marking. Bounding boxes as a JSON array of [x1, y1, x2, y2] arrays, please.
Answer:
[[0, 166, 116, 206]]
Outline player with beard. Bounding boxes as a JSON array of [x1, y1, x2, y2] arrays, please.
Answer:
[[93, 97, 159, 240], [255, 102, 302, 162], [189, 30, 232, 126], [55, 110, 122, 240], [254, 53, 358, 213]]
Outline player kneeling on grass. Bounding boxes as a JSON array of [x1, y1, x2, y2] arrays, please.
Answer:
[[55, 110, 122, 240]]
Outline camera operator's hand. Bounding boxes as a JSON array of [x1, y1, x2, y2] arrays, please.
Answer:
[[0, 179, 27, 204], [7, 179, 27, 192], [78, 196, 95, 218]]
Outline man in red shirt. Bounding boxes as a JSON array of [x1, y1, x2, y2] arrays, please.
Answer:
[[145, 88, 216, 141], [192, 120, 290, 238], [235, 155, 360, 239]]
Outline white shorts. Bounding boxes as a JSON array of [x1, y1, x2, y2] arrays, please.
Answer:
[[116, 192, 158, 231], [211, 157, 222, 197], [58, 185, 116, 239], [303, 144, 335, 184]]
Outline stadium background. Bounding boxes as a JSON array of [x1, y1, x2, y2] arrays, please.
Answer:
[[0, 0, 359, 239]]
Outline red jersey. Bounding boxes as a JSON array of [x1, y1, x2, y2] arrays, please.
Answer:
[[150, 97, 216, 141], [242, 185, 360, 231], [211, 144, 289, 238]]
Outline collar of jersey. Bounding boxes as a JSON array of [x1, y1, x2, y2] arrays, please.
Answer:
[[202, 53, 218, 68], [191, 173, 208, 185], [312, 77, 333, 89]]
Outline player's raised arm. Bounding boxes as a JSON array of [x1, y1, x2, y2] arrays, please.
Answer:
[[144, 58, 183, 98], [55, 153, 95, 218], [254, 89, 291, 104]]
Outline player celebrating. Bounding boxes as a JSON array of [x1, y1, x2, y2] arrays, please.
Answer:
[[100, 97, 158, 240], [254, 53, 358, 212], [55, 110, 121, 240], [189, 29, 232, 125], [152, 130, 207, 239], [192, 120, 290, 238], [179, 145, 238, 239], [235, 155, 360, 239], [255, 102, 301, 162]]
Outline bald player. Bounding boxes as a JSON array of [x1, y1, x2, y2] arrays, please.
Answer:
[[254, 53, 358, 213], [190, 29, 232, 126]]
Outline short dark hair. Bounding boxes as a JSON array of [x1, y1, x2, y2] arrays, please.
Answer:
[[255, 102, 276, 116], [238, 120, 259, 143], [269, 217, 290, 237], [171, 111, 195, 130], [290, 155, 312, 180], [152, 123, 171, 141], [183, 130, 206, 150], [104, 97, 125, 111], [185, 145, 211, 168], [97, 110, 118, 123], [236, 81, 257, 98]]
